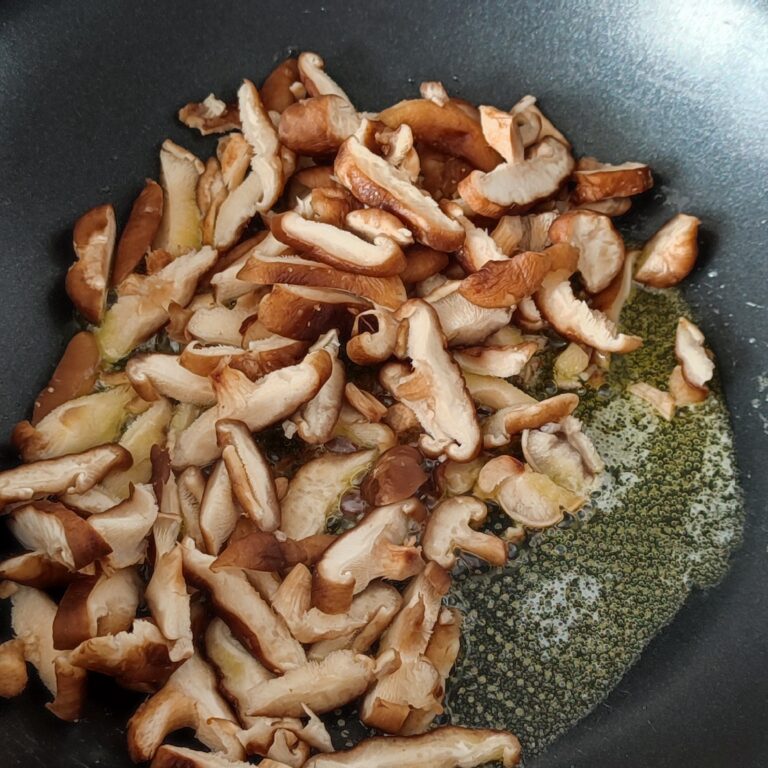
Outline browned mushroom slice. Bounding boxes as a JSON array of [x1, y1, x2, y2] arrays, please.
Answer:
[[245, 650, 386, 718], [216, 132, 253, 192], [453, 341, 538, 378], [360, 446, 427, 506], [634, 213, 700, 288], [491, 212, 558, 255], [68, 618, 177, 692], [14, 384, 135, 462], [126, 653, 244, 762], [0, 551, 76, 589], [291, 331, 346, 444], [237, 709, 332, 766], [213, 530, 334, 572], [434, 457, 485, 497], [52, 567, 142, 651], [548, 210, 625, 293], [303, 725, 521, 768], [304, 184, 356, 228], [96, 245, 218, 362], [238, 252, 406, 310], [478, 104, 527, 164], [260, 57, 301, 114], [675, 317, 714, 390], [400, 246, 449, 285], [628, 382, 676, 421], [522, 416, 604, 495], [258, 284, 372, 341], [668, 365, 709, 406], [8, 501, 112, 570], [572, 161, 653, 205], [178, 94, 241, 135], [66, 204, 116, 324], [295, 51, 350, 102], [278, 94, 361, 155], [346, 308, 399, 365], [422, 496, 507, 569], [475, 455, 584, 528], [88, 483, 159, 570], [126, 354, 216, 406], [9, 585, 87, 721], [197, 157, 228, 246], [312, 498, 425, 614], [380, 300, 480, 462], [345, 382, 387, 423], [180, 540, 306, 673], [280, 449, 377, 540], [0, 443, 131, 506], [345, 208, 413, 248], [459, 137, 574, 219], [535, 270, 642, 353], [379, 99, 500, 171], [0, 638, 28, 698], [335, 137, 465, 252], [112, 179, 164, 285], [216, 419, 280, 531], [199, 460, 240, 555]]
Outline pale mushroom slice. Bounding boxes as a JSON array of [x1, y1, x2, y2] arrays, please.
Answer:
[[280, 448, 377, 540], [628, 382, 676, 421], [475, 455, 584, 528], [113, 180, 164, 285], [312, 498, 425, 614], [271, 211, 405, 277], [180, 540, 306, 673], [0, 639, 28, 698], [0, 443, 131, 506], [346, 308, 400, 365], [151, 745, 285, 768], [459, 137, 575, 218], [52, 567, 143, 651], [553, 342, 591, 390], [217, 132, 253, 192], [334, 136, 465, 252], [126, 354, 216, 407], [591, 248, 639, 325], [303, 725, 521, 768], [178, 93, 241, 135], [238, 252, 406, 310], [331, 404, 398, 453], [491, 212, 559, 255], [13, 384, 136, 462], [422, 496, 507, 569], [634, 213, 700, 288], [0, 551, 75, 589], [360, 446, 427, 506], [66, 204, 116, 324], [153, 140, 204, 257], [297, 52, 353, 103], [126, 653, 244, 763], [535, 269, 643, 353], [453, 341, 538, 378], [434, 457, 485, 497], [522, 416, 604, 495], [186, 290, 263, 347], [245, 650, 389, 718], [8, 501, 112, 571], [572, 160, 653, 205], [344, 382, 388, 423], [675, 317, 714, 390], [96, 245, 218, 362], [199, 459, 240, 555], [443, 202, 508, 273], [278, 94, 361, 155], [515, 295, 545, 331], [171, 349, 332, 469], [345, 208, 414, 247], [668, 365, 709, 406], [290, 330, 346, 445], [198, 157, 228, 246], [216, 419, 280, 532], [479, 104, 526, 164], [379, 299, 481, 462], [549, 210, 626, 293]]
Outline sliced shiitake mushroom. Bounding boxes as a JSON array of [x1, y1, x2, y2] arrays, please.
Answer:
[[572, 160, 653, 205], [675, 317, 714, 391], [634, 213, 700, 288], [278, 95, 361, 155], [628, 382, 676, 421]]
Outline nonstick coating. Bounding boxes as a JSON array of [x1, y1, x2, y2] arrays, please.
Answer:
[[0, 1, 766, 766]]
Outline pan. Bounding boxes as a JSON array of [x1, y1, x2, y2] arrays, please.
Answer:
[[0, 1, 766, 766]]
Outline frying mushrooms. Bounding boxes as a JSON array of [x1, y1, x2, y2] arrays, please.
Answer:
[[279, 95, 361, 155], [675, 317, 714, 391], [113, 179, 164, 285], [126, 354, 216, 406], [634, 213, 700, 288], [572, 160, 653, 204]]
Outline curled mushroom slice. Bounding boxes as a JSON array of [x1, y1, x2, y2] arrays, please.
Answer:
[[400, 245, 449, 285], [443, 202, 508, 274], [178, 94, 241, 135], [453, 341, 538, 378], [126, 653, 244, 762], [522, 416, 604, 495], [8, 501, 112, 571], [303, 725, 521, 768], [312, 498, 425, 614], [0, 443, 131, 506], [216, 133, 253, 192], [298, 52, 352, 103], [216, 419, 280, 531], [0, 551, 76, 589], [675, 317, 714, 390], [126, 354, 216, 406], [198, 460, 239, 556], [213, 530, 334, 572], [238, 252, 406, 309], [8, 585, 87, 721], [331, 404, 398, 453], [491, 212, 558, 256], [380, 300, 481, 462], [669, 364, 709, 406], [479, 104, 526, 164], [628, 381, 675, 421], [634, 213, 700, 288], [345, 382, 387, 423], [259, 284, 372, 341], [113, 179, 164, 285], [279, 95, 361, 155], [186, 290, 262, 347], [572, 160, 653, 205], [181, 540, 306, 673], [261, 57, 301, 113], [335, 137, 465, 252], [345, 208, 414, 247], [0, 639, 28, 698], [535, 270, 642, 353], [549, 210, 626, 293], [280, 448, 377, 540], [52, 567, 142, 651], [66, 204, 116, 323], [422, 496, 507, 569], [360, 446, 427, 506], [245, 650, 385, 718], [459, 137, 574, 219], [172, 350, 332, 469], [346, 308, 399, 365]]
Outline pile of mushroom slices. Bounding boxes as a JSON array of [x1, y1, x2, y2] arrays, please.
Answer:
[[0, 52, 715, 768]]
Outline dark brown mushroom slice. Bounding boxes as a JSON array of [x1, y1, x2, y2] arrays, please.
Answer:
[[113, 179, 164, 285], [261, 57, 301, 113], [278, 94, 361, 155], [361, 446, 427, 506]]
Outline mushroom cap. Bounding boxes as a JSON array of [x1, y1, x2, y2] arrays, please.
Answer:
[[113, 179, 164, 285], [634, 213, 700, 288], [127, 354, 216, 407], [572, 161, 653, 205], [279, 95, 361, 155], [346, 308, 399, 365], [361, 446, 427, 506], [261, 57, 301, 114], [675, 317, 714, 390], [399, 246, 449, 285], [491, 212, 558, 255], [482, 392, 579, 448], [213, 530, 335, 572]]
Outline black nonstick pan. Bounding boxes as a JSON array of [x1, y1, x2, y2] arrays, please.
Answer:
[[0, 1, 766, 766]]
